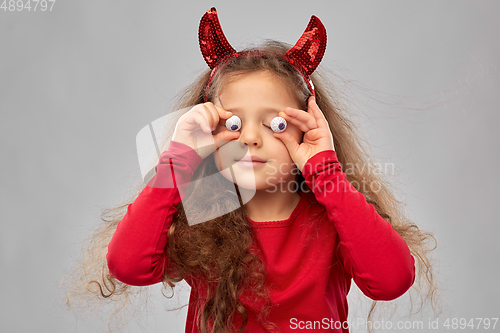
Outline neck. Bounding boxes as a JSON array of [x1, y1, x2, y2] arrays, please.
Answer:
[[240, 187, 301, 222]]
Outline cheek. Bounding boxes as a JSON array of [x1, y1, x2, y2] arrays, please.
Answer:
[[212, 142, 248, 170], [272, 142, 294, 165], [296, 130, 304, 143], [213, 123, 224, 135], [289, 125, 304, 143], [213, 145, 231, 170], [214, 124, 235, 138]]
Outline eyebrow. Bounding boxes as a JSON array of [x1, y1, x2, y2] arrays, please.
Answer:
[[224, 107, 281, 115]]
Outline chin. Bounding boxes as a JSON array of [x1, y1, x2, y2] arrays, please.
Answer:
[[218, 167, 276, 191]]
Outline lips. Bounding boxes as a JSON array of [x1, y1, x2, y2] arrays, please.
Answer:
[[236, 155, 267, 163]]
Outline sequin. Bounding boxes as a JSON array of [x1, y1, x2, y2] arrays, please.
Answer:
[[198, 7, 327, 102], [225, 115, 241, 131], [270, 117, 287, 133], [198, 7, 236, 69]]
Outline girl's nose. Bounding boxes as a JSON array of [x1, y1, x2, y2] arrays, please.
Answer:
[[238, 123, 262, 147]]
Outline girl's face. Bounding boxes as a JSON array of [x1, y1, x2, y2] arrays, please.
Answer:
[[212, 70, 304, 192]]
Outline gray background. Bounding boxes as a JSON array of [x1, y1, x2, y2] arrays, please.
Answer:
[[1, 0, 499, 332]]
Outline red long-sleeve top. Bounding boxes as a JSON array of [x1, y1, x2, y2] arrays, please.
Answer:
[[106, 141, 415, 333]]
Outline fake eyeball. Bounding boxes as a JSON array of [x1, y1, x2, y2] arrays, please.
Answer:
[[270, 116, 287, 133], [225, 115, 241, 131]]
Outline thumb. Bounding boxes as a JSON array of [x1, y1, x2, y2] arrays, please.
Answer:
[[213, 130, 240, 145], [273, 131, 299, 158]]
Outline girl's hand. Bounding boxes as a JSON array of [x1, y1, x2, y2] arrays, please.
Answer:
[[171, 102, 240, 159], [273, 96, 335, 172]]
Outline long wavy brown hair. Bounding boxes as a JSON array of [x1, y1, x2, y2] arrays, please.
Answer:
[[61, 40, 441, 333]]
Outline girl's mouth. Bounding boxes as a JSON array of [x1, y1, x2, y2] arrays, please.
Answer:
[[235, 156, 268, 168], [235, 160, 267, 168]]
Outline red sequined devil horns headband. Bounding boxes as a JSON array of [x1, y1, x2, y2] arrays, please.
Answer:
[[199, 7, 327, 102]]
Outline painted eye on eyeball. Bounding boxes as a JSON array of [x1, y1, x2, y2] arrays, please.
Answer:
[[270, 116, 287, 133], [225, 115, 242, 131]]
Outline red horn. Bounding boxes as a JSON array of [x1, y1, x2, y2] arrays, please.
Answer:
[[198, 7, 237, 69], [284, 15, 327, 76]]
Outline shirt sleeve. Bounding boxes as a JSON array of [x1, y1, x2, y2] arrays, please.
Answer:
[[106, 140, 203, 286], [302, 150, 416, 301]]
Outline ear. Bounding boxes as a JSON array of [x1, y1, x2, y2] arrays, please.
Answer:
[[198, 7, 237, 69], [284, 15, 327, 75]]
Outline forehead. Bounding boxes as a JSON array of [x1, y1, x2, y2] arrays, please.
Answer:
[[215, 71, 300, 115]]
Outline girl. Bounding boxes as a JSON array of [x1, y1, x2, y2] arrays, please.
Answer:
[[64, 7, 438, 333]]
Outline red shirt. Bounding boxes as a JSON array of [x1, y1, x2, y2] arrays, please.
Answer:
[[106, 141, 415, 332]]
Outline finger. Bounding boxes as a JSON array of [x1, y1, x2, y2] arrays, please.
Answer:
[[306, 96, 315, 115], [308, 96, 329, 129], [192, 113, 213, 133], [212, 103, 233, 119], [280, 107, 318, 132], [213, 128, 240, 144], [202, 103, 217, 131], [204, 102, 233, 131], [273, 131, 300, 157]]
